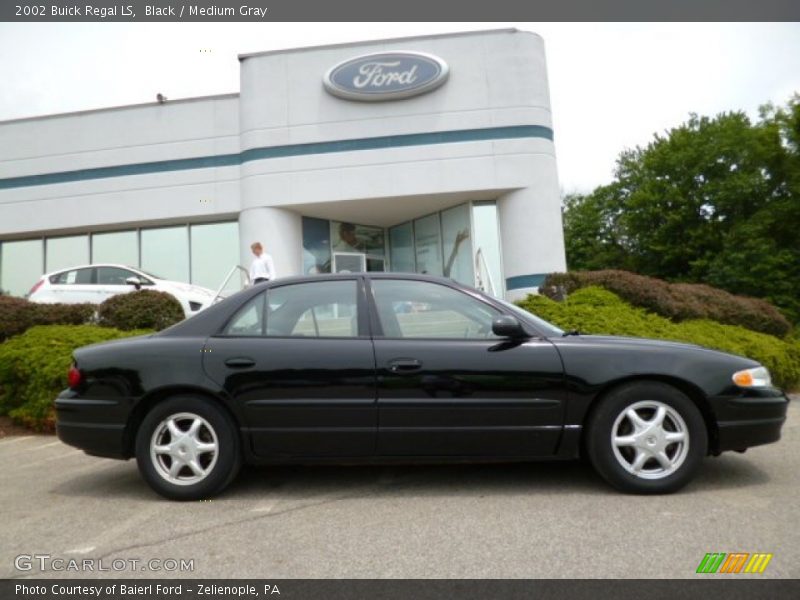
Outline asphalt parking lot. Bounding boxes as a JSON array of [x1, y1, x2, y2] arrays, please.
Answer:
[[1, 398, 797, 579]]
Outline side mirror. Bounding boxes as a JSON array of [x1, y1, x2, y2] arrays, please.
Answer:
[[125, 276, 142, 290], [492, 315, 527, 339]]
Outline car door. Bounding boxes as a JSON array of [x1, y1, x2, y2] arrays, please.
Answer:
[[202, 278, 377, 458], [48, 267, 99, 303], [368, 278, 567, 457]]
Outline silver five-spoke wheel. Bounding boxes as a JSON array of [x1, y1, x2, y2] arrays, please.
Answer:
[[150, 412, 219, 486], [610, 400, 689, 480]]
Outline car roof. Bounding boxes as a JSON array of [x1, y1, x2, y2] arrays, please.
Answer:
[[45, 263, 143, 276], [254, 271, 471, 287]]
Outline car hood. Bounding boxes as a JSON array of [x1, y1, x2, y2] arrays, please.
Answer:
[[559, 334, 759, 366], [157, 280, 215, 297]]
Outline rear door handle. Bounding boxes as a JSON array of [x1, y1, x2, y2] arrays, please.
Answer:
[[388, 358, 422, 374], [224, 357, 256, 368]]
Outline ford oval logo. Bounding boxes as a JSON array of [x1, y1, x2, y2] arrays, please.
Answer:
[[323, 51, 449, 102]]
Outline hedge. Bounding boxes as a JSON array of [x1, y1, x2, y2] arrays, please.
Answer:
[[539, 270, 791, 337], [97, 290, 185, 331], [0, 296, 95, 342], [0, 325, 152, 432], [517, 287, 800, 390]]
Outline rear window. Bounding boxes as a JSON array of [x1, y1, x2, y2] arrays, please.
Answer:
[[49, 268, 93, 285]]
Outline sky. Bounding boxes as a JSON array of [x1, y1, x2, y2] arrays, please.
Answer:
[[0, 22, 798, 193]]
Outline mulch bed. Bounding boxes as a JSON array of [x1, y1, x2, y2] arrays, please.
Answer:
[[0, 416, 50, 438]]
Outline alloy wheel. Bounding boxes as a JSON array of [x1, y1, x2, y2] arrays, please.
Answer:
[[150, 412, 219, 486], [610, 400, 689, 480]]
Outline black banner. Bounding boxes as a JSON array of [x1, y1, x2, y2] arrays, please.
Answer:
[[1, 0, 800, 22], [4, 580, 800, 600]]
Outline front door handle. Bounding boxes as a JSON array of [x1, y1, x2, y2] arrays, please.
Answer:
[[224, 357, 256, 368], [388, 358, 422, 374]]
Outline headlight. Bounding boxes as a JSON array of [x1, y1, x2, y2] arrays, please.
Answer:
[[732, 366, 772, 388]]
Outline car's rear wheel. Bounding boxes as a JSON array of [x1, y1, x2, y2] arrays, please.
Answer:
[[586, 381, 707, 494], [135, 396, 241, 500]]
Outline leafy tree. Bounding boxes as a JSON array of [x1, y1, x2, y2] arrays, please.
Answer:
[[562, 188, 632, 272], [563, 96, 800, 323]]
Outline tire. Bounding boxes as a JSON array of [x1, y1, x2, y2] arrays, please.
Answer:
[[586, 381, 707, 494], [135, 396, 241, 500]]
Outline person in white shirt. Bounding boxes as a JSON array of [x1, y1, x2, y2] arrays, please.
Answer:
[[249, 242, 276, 285]]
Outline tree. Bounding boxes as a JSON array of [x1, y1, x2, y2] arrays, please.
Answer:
[[563, 96, 800, 323]]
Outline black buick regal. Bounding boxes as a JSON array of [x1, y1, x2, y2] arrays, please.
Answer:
[[56, 273, 789, 500]]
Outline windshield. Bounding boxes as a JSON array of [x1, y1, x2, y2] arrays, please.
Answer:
[[494, 297, 565, 337]]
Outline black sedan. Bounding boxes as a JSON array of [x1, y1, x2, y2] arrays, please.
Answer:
[[56, 273, 789, 500]]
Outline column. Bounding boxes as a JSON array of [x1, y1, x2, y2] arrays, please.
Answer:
[[238, 206, 302, 281], [497, 156, 567, 301]]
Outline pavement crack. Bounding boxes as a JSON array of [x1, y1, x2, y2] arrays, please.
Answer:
[[92, 486, 379, 561]]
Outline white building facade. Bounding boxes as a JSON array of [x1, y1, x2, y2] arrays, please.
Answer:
[[0, 29, 566, 300]]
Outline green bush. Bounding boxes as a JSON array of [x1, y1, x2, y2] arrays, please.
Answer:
[[97, 290, 185, 331], [0, 325, 151, 431], [517, 287, 800, 390], [540, 270, 791, 337], [0, 296, 95, 342]]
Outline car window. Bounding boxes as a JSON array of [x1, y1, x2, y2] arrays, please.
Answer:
[[96, 267, 137, 285], [223, 292, 266, 336], [371, 279, 501, 339], [267, 280, 358, 338], [49, 267, 94, 285]]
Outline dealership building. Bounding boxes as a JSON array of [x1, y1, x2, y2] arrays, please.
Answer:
[[0, 29, 566, 300]]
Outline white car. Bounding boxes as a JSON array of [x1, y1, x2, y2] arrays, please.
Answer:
[[28, 264, 216, 317]]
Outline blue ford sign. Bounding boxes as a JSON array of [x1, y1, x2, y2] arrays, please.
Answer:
[[323, 51, 449, 101]]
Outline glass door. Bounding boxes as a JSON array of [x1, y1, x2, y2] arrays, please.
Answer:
[[366, 257, 385, 272]]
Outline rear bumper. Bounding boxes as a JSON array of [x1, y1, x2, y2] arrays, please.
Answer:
[[55, 391, 130, 459], [711, 389, 790, 453]]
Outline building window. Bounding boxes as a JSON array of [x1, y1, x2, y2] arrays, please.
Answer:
[[302, 217, 332, 275], [0, 239, 44, 297], [471, 201, 504, 296], [389, 222, 415, 273], [413, 213, 443, 276], [330, 220, 385, 272], [46, 235, 89, 274], [330, 221, 385, 256], [140, 226, 189, 283], [92, 230, 138, 267], [303, 218, 386, 274], [0, 221, 238, 296], [441, 203, 474, 286], [190, 222, 240, 290]]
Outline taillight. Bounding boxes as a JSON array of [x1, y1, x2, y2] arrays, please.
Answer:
[[28, 278, 44, 296], [67, 365, 83, 389]]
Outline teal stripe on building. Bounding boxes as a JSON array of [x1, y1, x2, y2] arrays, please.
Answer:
[[505, 273, 547, 291], [0, 125, 553, 191]]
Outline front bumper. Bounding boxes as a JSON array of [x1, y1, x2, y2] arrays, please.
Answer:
[[711, 388, 790, 453], [55, 390, 130, 459]]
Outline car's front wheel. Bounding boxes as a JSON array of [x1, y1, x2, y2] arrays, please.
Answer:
[[586, 381, 707, 494], [135, 396, 241, 500]]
